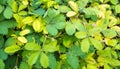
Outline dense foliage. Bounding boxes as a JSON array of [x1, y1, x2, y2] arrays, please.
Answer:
[[0, 0, 120, 69]]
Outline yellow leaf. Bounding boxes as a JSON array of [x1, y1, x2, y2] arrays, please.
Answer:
[[85, 53, 96, 64], [43, 27, 48, 34], [81, 38, 90, 53], [109, 16, 117, 27], [22, 0, 28, 5], [94, 33, 103, 41], [105, 38, 117, 46], [68, 1, 78, 12], [60, 54, 66, 60], [111, 26, 120, 31], [104, 64, 111, 69], [18, 11, 27, 15], [22, 16, 34, 25], [13, 14, 23, 28], [32, 18, 45, 32], [66, 11, 76, 17], [87, 64, 97, 69], [18, 36, 27, 43], [19, 29, 30, 36], [12, 1, 18, 12], [4, 45, 20, 54], [18, 5, 27, 12], [82, 66, 87, 69]]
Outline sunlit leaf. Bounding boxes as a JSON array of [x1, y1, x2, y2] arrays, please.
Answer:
[[40, 52, 49, 68], [11, 1, 18, 12], [4, 45, 20, 54], [22, 16, 34, 25], [65, 23, 76, 35], [19, 29, 30, 36], [18, 36, 27, 43], [81, 38, 90, 53], [89, 37, 103, 50], [66, 11, 77, 17], [58, 5, 71, 13], [68, 1, 78, 12], [75, 32, 87, 39], [24, 42, 40, 51], [28, 52, 40, 66]]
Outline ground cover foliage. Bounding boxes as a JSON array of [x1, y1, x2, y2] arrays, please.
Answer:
[[0, 0, 120, 69]]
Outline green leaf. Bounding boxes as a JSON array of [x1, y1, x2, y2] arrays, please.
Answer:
[[0, 5, 4, 14], [0, 49, 8, 60], [63, 36, 73, 48], [55, 22, 66, 29], [77, 0, 89, 9], [0, 0, 6, 5], [58, 5, 71, 13], [4, 45, 20, 54], [19, 62, 30, 69], [0, 36, 4, 48], [5, 37, 16, 47], [0, 59, 5, 69], [48, 54, 57, 69], [40, 52, 49, 68], [75, 32, 87, 39], [24, 42, 40, 51], [89, 37, 103, 50], [0, 20, 17, 35], [47, 9, 60, 18], [110, 0, 118, 5], [0, 26, 8, 35], [68, 46, 86, 59], [108, 59, 120, 66], [51, 14, 65, 23], [73, 20, 85, 31], [28, 52, 40, 66], [33, 8, 45, 16], [3, 6, 13, 19], [67, 54, 79, 69], [81, 38, 90, 53], [65, 23, 76, 35], [115, 5, 120, 13], [46, 25, 58, 36]]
